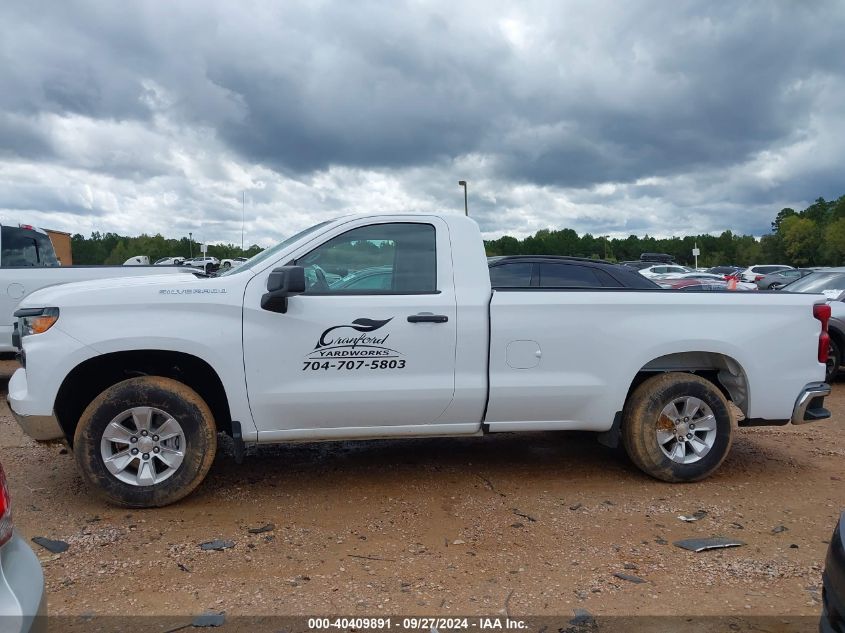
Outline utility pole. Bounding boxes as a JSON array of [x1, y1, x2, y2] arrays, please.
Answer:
[[189, 232, 193, 258], [458, 180, 468, 216], [241, 191, 245, 252]]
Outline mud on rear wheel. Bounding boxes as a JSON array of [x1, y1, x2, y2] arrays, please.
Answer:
[[622, 372, 733, 482], [73, 376, 217, 507]]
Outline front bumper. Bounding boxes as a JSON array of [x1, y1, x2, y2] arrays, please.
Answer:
[[6, 370, 63, 442], [0, 532, 47, 632], [791, 382, 832, 425]]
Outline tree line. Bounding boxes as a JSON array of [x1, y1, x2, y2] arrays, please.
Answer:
[[70, 193, 844, 267], [70, 232, 264, 265], [484, 194, 845, 267]]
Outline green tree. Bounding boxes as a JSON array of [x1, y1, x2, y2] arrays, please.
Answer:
[[780, 216, 819, 265]]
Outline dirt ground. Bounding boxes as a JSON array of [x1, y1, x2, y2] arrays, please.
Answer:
[[1, 358, 843, 620]]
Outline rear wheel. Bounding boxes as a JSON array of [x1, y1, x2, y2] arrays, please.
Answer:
[[73, 376, 217, 507], [622, 373, 733, 482]]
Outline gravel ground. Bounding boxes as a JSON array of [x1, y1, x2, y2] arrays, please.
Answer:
[[1, 359, 843, 619]]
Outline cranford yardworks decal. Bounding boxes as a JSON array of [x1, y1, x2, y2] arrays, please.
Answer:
[[302, 317, 406, 371]]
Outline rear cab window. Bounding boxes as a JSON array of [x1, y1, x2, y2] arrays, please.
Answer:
[[0, 226, 59, 267]]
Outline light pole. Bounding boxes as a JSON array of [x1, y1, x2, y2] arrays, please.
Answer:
[[188, 232, 193, 258], [458, 180, 468, 216]]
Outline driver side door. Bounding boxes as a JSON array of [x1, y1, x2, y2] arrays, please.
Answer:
[[242, 218, 459, 440]]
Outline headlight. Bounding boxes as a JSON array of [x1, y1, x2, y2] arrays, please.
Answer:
[[14, 307, 60, 336]]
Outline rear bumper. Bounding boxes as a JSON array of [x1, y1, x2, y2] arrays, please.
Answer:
[[791, 382, 832, 425], [0, 533, 46, 632]]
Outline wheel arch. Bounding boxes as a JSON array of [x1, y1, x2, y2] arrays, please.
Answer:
[[54, 349, 233, 446], [626, 351, 749, 416]]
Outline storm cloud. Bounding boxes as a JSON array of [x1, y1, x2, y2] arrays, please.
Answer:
[[1, 0, 843, 244]]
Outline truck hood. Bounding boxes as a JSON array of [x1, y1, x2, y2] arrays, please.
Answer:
[[19, 272, 211, 308]]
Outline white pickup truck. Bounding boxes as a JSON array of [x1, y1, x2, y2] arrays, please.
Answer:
[[7, 214, 832, 507], [0, 224, 190, 352]]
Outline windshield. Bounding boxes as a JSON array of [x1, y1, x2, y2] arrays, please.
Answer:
[[217, 220, 333, 277], [783, 271, 845, 293]]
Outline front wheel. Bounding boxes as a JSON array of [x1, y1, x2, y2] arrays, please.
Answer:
[[622, 372, 733, 482], [73, 376, 217, 507]]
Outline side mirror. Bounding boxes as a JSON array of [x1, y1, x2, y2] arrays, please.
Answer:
[[261, 266, 306, 313]]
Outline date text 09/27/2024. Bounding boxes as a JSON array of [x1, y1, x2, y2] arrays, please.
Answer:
[[307, 617, 528, 630]]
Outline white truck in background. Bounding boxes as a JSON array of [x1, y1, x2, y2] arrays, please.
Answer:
[[0, 223, 191, 352], [7, 213, 832, 507]]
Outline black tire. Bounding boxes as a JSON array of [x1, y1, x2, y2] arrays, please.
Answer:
[[622, 372, 733, 482], [205, 263, 213, 274], [73, 376, 217, 507], [826, 337, 841, 384], [769, 283, 782, 290], [222, 261, 231, 269]]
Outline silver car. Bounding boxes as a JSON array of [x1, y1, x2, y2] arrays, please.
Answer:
[[0, 461, 46, 632]]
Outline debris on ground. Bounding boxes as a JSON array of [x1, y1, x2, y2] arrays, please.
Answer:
[[613, 572, 647, 584], [678, 510, 708, 522], [199, 539, 235, 551], [673, 537, 746, 552], [772, 525, 789, 534], [569, 503, 583, 511], [31, 536, 69, 553], [247, 523, 275, 534], [512, 509, 537, 522]]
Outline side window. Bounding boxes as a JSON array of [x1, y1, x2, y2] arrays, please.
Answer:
[[651, 266, 666, 274], [539, 263, 602, 288], [489, 262, 533, 288], [297, 223, 436, 294]]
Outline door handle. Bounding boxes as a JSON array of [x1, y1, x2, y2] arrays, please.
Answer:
[[407, 313, 449, 323]]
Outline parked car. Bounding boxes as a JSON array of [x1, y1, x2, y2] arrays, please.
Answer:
[[662, 273, 757, 290], [620, 260, 653, 270], [656, 278, 730, 291], [154, 257, 185, 266], [757, 268, 814, 290], [822, 511, 845, 633], [704, 265, 743, 278], [182, 256, 220, 274], [0, 460, 46, 631], [638, 264, 694, 278], [220, 257, 248, 270], [780, 270, 845, 382], [487, 256, 660, 289], [9, 214, 834, 507], [739, 264, 793, 283], [122, 256, 150, 266], [825, 297, 845, 383], [0, 224, 191, 353]]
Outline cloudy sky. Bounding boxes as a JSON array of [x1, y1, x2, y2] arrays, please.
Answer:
[[1, 1, 844, 246]]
